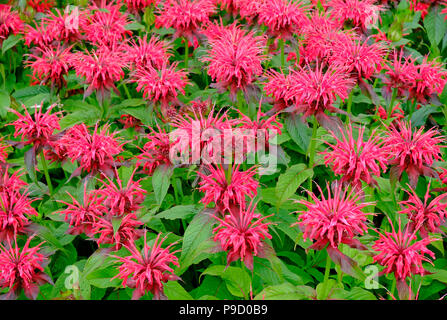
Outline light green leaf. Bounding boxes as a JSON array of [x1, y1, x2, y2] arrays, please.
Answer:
[[201, 265, 251, 298]]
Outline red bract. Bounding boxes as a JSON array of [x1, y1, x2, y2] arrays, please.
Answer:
[[70, 45, 128, 101], [203, 24, 266, 100], [26, 44, 72, 89], [286, 63, 355, 129], [136, 126, 172, 175], [130, 62, 189, 116], [0, 235, 51, 300], [384, 121, 445, 187], [400, 183, 447, 238], [57, 184, 106, 236], [373, 219, 435, 281], [329, 37, 386, 81], [92, 213, 143, 250], [27, 0, 55, 12], [61, 123, 124, 176], [85, 1, 131, 46], [0, 189, 38, 242], [296, 182, 372, 250], [9, 103, 61, 151], [197, 164, 258, 213], [257, 0, 309, 40], [155, 0, 215, 48], [128, 35, 171, 70], [0, 5, 23, 42], [322, 125, 389, 189], [328, 0, 383, 31], [213, 202, 272, 270], [97, 168, 146, 217], [114, 232, 180, 300]]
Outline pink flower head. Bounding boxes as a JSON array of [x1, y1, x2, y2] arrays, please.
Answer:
[[236, 0, 266, 22], [372, 219, 436, 281], [44, 7, 86, 43], [155, 0, 215, 48], [0, 235, 51, 300], [25, 44, 72, 89], [203, 23, 266, 100], [197, 163, 259, 213], [329, 37, 387, 80], [257, 0, 309, 40], [114, 232, 180, 300], [214, 0, 239, 16], [0, 140, 9, 168], [0, 170, 28, 194], [322, 124, 389, 189], [85, 1, 131, 46], [376, 103, 404, 122], [70, 45, 128, 101], [119, 114, 143, 131], [296, 182, 372, 250], [0, 189, 38, 242], [408, 57, 447, 104], [286, 62, 355, 129], [124, 0, 158, 13], [130, 62, 189, 115], [92, 213, 143, 250], [400, 182, 447, 238], [9, 103, 61, 151], [0, 5, 23, 42], [328, 0, 383, 32], [24, 20, 57, 48], [213, 201, 272, 270], [383, 49, 419, 99], [128, 35, 172, 70], [57, 184, 106, 237], [61, 123, 124, 176], [384, 121, 445, 187], [97, 168, 146, 217], [136, 126, 172, 175], [264, 69, 296, 112], [27, 0, 55, 12]]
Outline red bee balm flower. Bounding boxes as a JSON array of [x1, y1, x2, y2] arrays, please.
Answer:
[[203, 24, 266, 100], [373, 219, 435, 286], [114, 232, 180, 300], [57, 184, 107, 237], [97, 169, 146, 217], [70, 45, 128, 101], [257, 0, 309, 39], [136, 126, 172, 175], [26, 44, 72, 89], [0, 235, 52, 300], [61, 123, 124, 176], [0, 5, 23, 42], [0, 189, 38, 242], [384, 121, 445, 187], [213, 202, 272, 270], [27, 0, 55, 12], [197, 164, 259, 213], [328, 0, 383, 31], [322, 124, 389, 189], [9, 103, 61, 151], [125, 0, 158, 13], [128, 35, 172, 70], [399, 183, 447, 238], [155, 0, 215, 48]]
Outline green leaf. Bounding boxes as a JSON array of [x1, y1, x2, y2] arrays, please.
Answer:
[[201, 265, 251, 298], [157, 204, 202, 220], [2, 34, 22, 55], [59, 101, 102, 129], [179, 210, 215, 275], [285, 114, 311, 154], [410, 105, 439, 127], [424, 5, 447, 46], [275, 164, 312, 208], [86, 268, 121, 288], [111, 217, 122, 236], [344, 287, 377, 300], [152, 164, 173, 204], [125, 22, 145, 31], [0, 90, 10, 118], [254, 283, 314, 300], [163, 281, 194, 300], [12, 86, 49, 101]]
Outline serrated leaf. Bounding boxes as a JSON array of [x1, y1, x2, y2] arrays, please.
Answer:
[[285, 114, 311, 154], [156, 204, 202, 220], [424, 5, 447, 46], [275, 164, 313, 208], [152, 164, 173, 204], [2, 34, 22, 55]]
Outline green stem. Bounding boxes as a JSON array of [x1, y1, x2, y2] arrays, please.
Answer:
[[346, 87, 354, 123], [408, 99, 417, 122], [122, 82, 132, 100], [41, 151, 53, 196], [389, 277, 397, 300], [322, 252, 332, 300], [184, 39, 189, 69], [388, 87, 398, 118], [307, 116, 318, 197], [280, 38, 285, 69]]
